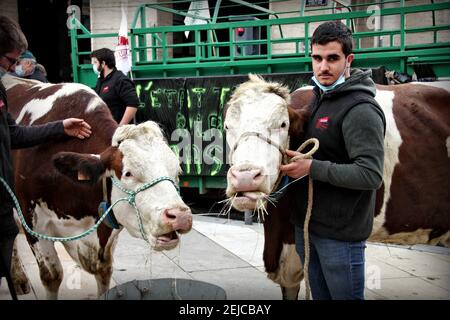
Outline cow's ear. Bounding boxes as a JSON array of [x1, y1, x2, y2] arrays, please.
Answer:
[[288, 88, 313, 143], [52, 152, 106, 184], [288, 107, 309, 137], [288, 107, 309, 150], [99, 147, 123, 179]]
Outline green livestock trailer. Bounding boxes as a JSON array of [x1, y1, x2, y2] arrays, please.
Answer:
[[69, 0, 450, 194]]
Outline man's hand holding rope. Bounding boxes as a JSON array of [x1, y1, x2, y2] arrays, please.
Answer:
[[280, 149, 312, 179]]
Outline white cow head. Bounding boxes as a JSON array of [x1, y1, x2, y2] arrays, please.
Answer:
[[53, 121, 192, 251], [224, 74, 291, 212]]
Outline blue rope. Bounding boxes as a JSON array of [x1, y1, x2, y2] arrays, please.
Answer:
[[0, 175, 179, 242]]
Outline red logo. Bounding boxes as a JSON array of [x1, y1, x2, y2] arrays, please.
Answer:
[[102, 86, 110, 93], [0, 99, 5, 110], [118, 36, 129, 46], [316, 116, 329, 130]]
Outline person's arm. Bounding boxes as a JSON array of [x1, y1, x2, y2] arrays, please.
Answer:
[[8, 113, 65, 149], [117, 78, 140, 125], [310, 104, 385, 190], [8, 113, 91, 149], [119, 106, 138, 125]]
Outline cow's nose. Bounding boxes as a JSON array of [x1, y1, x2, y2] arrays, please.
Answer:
[[228, 166, 263, 191], [162, 207, 192, 233]]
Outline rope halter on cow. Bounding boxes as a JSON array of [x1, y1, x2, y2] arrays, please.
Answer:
[[229, 131, 289, 201], [110, 176, 180, 243], [0, 175, 179, 243], [229, 131, 287, 164]]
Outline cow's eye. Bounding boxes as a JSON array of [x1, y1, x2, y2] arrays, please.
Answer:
[[124, 172, 132, 177], [281, 122, 287, 128], [224, 124, 229, 130]]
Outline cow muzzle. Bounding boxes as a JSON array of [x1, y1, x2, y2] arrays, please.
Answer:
[[227, 165, 270, 211], [155, 207, 192, 250], [228, 167, 264, 191]]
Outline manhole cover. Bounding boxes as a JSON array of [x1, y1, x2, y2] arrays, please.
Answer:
[[100, 278, 226, 300]]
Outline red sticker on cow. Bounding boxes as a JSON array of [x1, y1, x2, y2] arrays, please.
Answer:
[[102, 86, 110, 93], [316, 116, 329, 130]]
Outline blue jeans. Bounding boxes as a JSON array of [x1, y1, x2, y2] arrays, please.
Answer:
[[295, 226, 366, 300]]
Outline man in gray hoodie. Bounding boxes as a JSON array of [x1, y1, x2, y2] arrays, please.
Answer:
[[281, 21, 385, 300]]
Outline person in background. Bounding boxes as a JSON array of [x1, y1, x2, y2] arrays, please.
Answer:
[[12, 50, 48, 83], [91, 48, 139, 125], [0, 15, 92, 299]]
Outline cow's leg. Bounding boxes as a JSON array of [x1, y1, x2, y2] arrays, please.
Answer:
[[62, 239, 114, 297], [429, 230, 450, 247], [267, 244, 303, 300], [30, 240, 63, 299], [11, 240, 31, 295], [94, 268, 112, 297], [438, 230, 450, 247], [281, 285, 300, 300]]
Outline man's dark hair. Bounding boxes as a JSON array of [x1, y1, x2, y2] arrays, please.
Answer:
[[91, 48, 115, 68], [311, 21, 353, 56], [0, 16, 28, 56]]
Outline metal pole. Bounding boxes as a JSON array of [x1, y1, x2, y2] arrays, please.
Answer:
[[244, 210, 253, 225]]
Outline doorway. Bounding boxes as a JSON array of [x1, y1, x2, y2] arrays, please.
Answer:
[[17, 0, 89, 82]]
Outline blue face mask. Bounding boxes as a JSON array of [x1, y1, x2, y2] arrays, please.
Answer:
[[93, 64, 100, 77], [312, 62, 348, 92], [15, 64, 25, 77]]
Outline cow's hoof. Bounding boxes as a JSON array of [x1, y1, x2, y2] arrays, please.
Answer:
[[14, 279, 31, 296], [13, 278, 31, 295]]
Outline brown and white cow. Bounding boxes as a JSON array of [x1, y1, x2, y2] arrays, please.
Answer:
[[224, 74, 450, 299], [3, 75, 192, 299]]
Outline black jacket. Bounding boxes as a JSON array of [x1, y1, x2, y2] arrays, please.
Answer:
[[0, 80, 65, 236], [290, 69, 386, 242], [26, 68, 48, 83], [0, 77, 67, 284], [94, 68, 139, 123]]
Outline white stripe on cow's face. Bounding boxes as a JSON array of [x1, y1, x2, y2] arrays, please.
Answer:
[[15, 83, 98, 124], [412, 81, 450, 93], [372, 89, 403, 233]]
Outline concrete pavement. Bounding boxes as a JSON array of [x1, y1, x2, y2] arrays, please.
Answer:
[[1, 215, 449, 300]]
